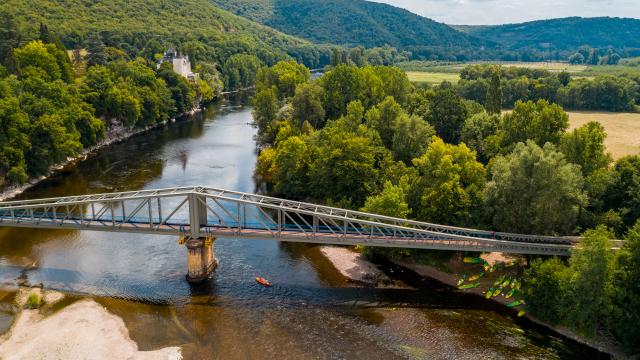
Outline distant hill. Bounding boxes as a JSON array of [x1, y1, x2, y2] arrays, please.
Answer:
[[1, 0, 326, 65], [456, 17, 640, 51], [210, 0, 488, 50]]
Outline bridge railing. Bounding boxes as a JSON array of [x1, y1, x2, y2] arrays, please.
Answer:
[[196, 187, 578, 245], [0, 186, 602, 255]]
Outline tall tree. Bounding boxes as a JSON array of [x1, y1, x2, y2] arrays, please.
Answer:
[[365, 96, 403, 149], [256, 60, 310, 99], [603, 155, 640, 227], [485, 68, 502, 115], [460, 112, 501, 163], [500, 99, 569, 150], [273, 136, 312, 198], [0, 11, 21, 67], [426, 82, 468, 144], [485, 141, 586, 235], [560, 121, 612, 177], [85, 33, 107, 67], [409, 137, 485, 226], [320, 64, 366, 119], [252, 87, 278, 133], [391, 114, 435, 165], [566, 226, 614, 336], [608, 220, 640, 351], [291, 82, 325, 128], [523, 257, 569, 324]]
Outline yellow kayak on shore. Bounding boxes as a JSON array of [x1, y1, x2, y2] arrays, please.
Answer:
[[486, 288, 494, 299]]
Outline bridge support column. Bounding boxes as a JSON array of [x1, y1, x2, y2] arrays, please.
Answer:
[[185, 236, 217, 282]]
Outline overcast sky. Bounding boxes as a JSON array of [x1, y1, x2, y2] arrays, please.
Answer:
[[370, 0, 640, 25]]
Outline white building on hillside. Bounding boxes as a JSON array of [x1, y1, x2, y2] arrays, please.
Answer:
[[157, 49, 197, 81]]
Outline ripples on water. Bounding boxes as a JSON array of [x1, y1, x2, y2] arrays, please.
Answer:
[[0, 95, 607, 359]]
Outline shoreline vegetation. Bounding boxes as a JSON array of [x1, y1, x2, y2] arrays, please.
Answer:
[[318, 245, 629, 359], [252, 58, 640, 356], [0, 106, 202, 202]]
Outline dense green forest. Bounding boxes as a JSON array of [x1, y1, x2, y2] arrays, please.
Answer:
[[457, 64, 640, 112], [0, 0, 334, 69], [210, 0, 496, 61], [212, 0, 640, 62], [0, 13, 228, 188], [458, 17, 640, 57], [251, 61, 640, 352]]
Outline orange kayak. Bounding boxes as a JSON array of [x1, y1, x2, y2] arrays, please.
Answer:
[[255, 277, 271, 287]]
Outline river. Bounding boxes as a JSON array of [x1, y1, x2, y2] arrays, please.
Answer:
[[0, 94, 607, 359]]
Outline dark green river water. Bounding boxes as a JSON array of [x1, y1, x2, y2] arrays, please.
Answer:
[[0, 94, 607, 359]]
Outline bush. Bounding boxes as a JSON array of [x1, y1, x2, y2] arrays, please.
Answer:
[[25, 293, 41, 309]]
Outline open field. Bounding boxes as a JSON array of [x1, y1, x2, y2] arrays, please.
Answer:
[[405, 71, 460, 84], [567, 111, 640, 159], [399, 60, 640, 77]]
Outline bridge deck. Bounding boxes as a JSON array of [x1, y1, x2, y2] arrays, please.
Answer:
[[0, 186, 618, 256]]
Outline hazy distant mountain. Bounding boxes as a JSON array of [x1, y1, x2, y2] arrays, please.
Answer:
[[455, 17, 640, 51]]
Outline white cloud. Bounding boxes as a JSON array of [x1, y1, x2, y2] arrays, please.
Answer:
[[369, 0, 640, 25]]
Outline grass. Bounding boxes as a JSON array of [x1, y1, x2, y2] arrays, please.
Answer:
[[567, 111, 640, 159], [25, 293, 41, 309], [405, 71, 460, 85], [398, 60, 640, 77]]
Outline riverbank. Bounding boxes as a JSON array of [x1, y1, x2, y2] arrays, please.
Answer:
[[319, 246, 392, 285], [318, 247, 629, 359], [0, 289, 181, 359], [0, 107, 203, 202]]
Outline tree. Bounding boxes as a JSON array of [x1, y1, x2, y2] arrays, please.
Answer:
[[373, 66, 413, 105], [558, 71, 571, 86], [0, 96, 30, 185], [157, 62, 195, 114], [361, 181, 410, 218], [252, 87, 279, 133], [223, 54, 262, 90], [0, 11, 21, 67], [485, 68, 502, 115], [85, 33, 107, 67], [256, 60, 310, 99], [391, 114, 435, 165], [359, 181, 413, 259], [273, 136, 312, 198], [460, 112, 501, 163], [365, 96, 403, 149], [609, 220, 640, 351], [309, 116, 383, 205], [523, 257, 570, 324], [425, 83, 468, 144], [409, 137, 485, 226], [560, 121, 612, 176], [500, 100, 569, 150], [603, 155, 640, 227], [13, 40, 61, 81], [320, 64, 366, 119], [565, 226, 614, 336], [291, 82, 325, 128], [485, 141, 587, 235], [27, 114, 82, 175], [568, 53, 585, 65]]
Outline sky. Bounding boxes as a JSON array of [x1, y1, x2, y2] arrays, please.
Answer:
[[370, 0, 640, 25]]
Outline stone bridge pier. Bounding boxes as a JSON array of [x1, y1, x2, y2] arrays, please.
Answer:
[[185, 236, 217, 282]]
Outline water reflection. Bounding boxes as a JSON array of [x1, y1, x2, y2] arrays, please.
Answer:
[[0, 94, 606, 359]]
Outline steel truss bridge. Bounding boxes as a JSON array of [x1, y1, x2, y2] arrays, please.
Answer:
[[0, 186, 599, 256]]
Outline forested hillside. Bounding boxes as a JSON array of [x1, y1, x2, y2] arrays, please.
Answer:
[[457, 17, 640, 54], [0, 0, 332, 68], [210, 0, 491, 60]]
